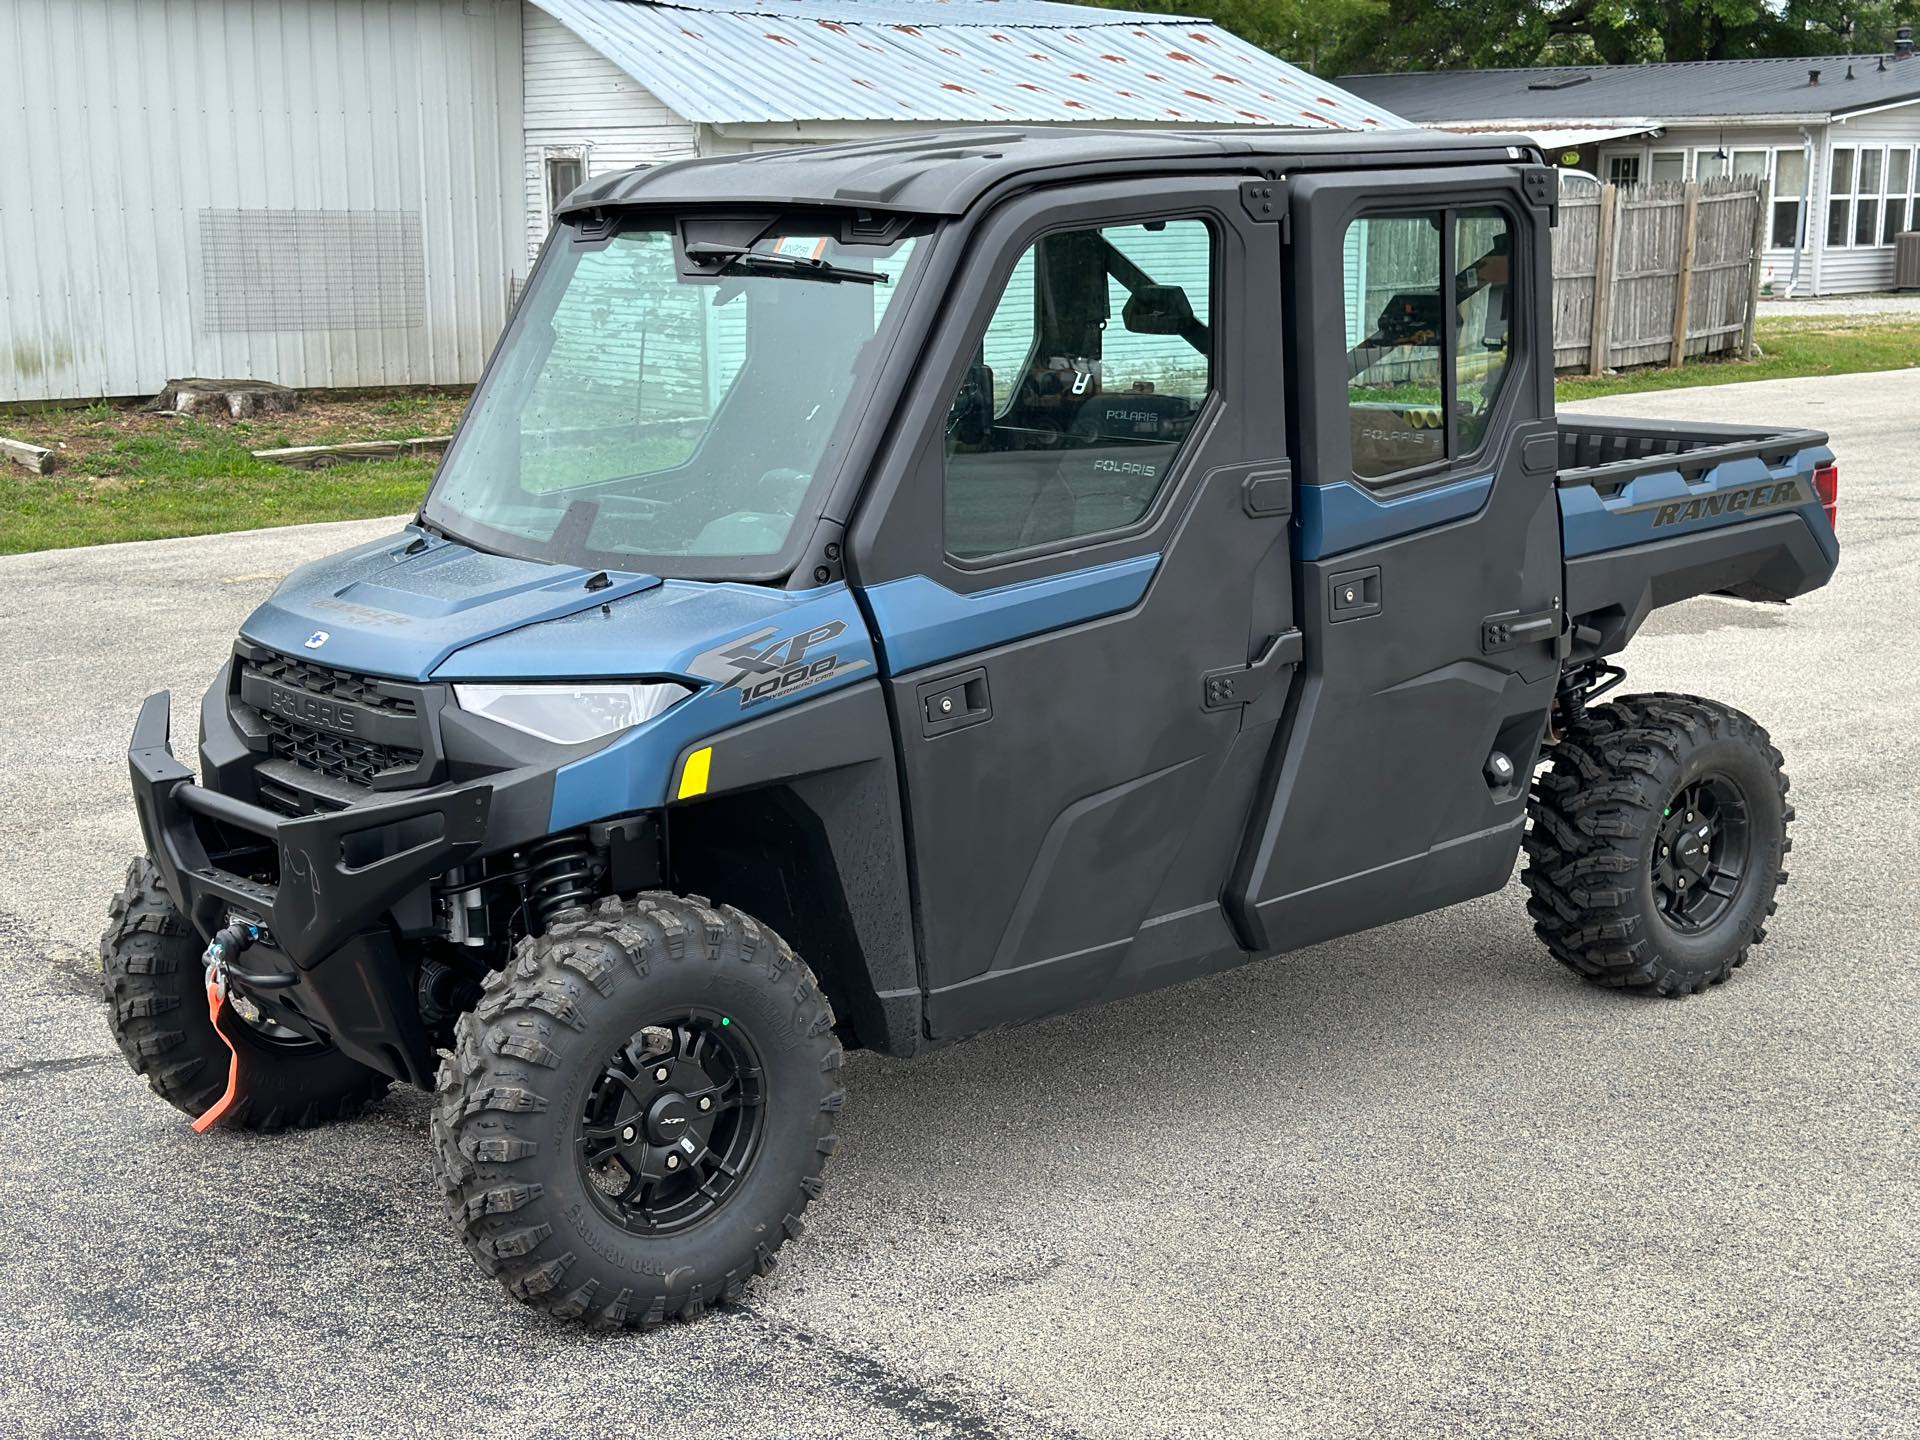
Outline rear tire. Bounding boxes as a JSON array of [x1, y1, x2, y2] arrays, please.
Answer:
[[1523, 693, 1792, 996], [100, 857, 390, 1131], [430, 892, 844, 1328]]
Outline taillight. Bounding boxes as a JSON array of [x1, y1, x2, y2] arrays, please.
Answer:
[[1813, 462, 1839, 533]]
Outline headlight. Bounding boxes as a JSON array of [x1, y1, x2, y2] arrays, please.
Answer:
[[452, 681, 691, 745]]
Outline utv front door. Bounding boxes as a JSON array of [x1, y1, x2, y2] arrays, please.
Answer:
[[849, 180, 1294, 1038], [1226, 164, 1565, 952]]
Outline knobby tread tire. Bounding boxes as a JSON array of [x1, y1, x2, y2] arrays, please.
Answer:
[[430, 892, 844, 1329], [99, 857, 390, 1131], [1522, 692, 1793, 996]]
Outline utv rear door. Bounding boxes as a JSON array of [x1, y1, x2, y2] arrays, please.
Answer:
[[1226, 163, 1565, 952], [848, 179, 1294, 1038]]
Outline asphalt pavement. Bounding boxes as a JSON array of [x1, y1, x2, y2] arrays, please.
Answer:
[[0, 369, 1914, 1438]]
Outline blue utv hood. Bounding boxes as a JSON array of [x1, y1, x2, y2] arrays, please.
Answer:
[[241, 530, 665, 680]]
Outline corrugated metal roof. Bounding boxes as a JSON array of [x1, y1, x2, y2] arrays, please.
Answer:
[[1341, 55, 1920, 125], [625, 0, 1149, 25], [530, 0, 1409, 128]]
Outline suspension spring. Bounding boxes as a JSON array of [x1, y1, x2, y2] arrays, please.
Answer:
[[1554, 660, 1626, 738], [527, 835, 597, 930]]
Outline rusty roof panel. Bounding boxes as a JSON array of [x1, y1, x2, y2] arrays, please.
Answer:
[[530, 0, 1409, 128]]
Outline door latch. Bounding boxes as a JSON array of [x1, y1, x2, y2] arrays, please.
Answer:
[[918, 668, 991, 737], [1202, 630, 1303, 710], [1482, 599, 1568, 657]]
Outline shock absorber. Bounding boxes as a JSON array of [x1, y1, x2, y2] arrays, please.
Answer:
[[1553, 660, 1627, 739], [527, 834, 597, 930]]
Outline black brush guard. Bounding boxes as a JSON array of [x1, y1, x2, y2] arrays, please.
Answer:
[[128, 691, 494, 1084]]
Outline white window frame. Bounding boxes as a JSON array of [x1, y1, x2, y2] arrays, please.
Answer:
[[1648, 148, 1688, 183], [1608, 141, 1777, 187], [543, 146, 589, 228], [1823, 143, 1912, 251], [1769, 145, 1811, 251], [1883, 147, 1915, 244], [1600, 149, 1643, 184]]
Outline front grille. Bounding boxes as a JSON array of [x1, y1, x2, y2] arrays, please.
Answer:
[[261, 714, 423, 787], [244, 652, 417, 715], [234, 646, 432, 791]]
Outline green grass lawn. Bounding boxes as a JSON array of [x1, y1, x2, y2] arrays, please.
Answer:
[[0, 393, 465, 556], [1557, 316, 1920, 402], [1, 451, 434, 555]]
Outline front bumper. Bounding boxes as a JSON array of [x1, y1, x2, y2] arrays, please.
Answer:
[[131, 691, 494, 969], [131, 690, 506, 1085]]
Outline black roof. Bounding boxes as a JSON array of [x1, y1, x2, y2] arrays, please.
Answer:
[[1340, 54, 1920, 125], [559, 125, 1540, 217]]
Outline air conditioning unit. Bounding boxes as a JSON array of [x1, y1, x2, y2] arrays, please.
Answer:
[[1897, 231, 1920, 291]]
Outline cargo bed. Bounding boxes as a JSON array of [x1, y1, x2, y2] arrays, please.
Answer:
[[1554, 416, 1839, 657], [1558, 416, 1829, 495]]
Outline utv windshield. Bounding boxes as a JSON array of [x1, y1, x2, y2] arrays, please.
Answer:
[[424, 217, 924, 576]]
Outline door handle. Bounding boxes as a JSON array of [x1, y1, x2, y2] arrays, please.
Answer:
[[1482, 599, 1567, 657], [918, 668, 992, 737]]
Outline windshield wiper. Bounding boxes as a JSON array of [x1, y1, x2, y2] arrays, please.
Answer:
[[684, 241, 887, 286]]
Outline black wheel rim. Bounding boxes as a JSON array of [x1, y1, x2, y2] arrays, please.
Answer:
[[1651, 773, 1752, 934], [576, 1012, 766, 1236]]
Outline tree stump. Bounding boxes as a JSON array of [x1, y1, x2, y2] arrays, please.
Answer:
[[144, 379, 301, 421]]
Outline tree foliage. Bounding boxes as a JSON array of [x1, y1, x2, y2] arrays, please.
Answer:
[[1079, 0, 1920, 72]]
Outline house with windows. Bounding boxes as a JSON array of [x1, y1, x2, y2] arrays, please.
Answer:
[[1340, 34, 1920, 296], [0, 0, 1404, 403]]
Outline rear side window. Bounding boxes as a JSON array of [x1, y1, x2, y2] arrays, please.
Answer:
[[943, 219, 1214, 560], [1343, 208, 1515, 485]]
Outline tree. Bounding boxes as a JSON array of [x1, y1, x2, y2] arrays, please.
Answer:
[[1075, 0, 1920, 72], [1092, 0, 1386, 73]]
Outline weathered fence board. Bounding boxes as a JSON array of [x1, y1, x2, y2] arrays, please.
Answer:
[[1557, 176, 1767, 374], [1552, 185, 1602, 372]]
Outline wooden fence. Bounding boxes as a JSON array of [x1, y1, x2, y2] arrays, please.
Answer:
[[1553, 176, 1770, 375]]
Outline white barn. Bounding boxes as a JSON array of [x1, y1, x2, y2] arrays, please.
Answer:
[[0, 0, 1404, 404]]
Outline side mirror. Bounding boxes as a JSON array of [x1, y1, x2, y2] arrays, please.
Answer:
[[948, 361, 994, 447], [1121, 285, 1195, 336]]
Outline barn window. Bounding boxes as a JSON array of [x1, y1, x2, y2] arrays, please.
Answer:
[[546, 151, 586, 222]]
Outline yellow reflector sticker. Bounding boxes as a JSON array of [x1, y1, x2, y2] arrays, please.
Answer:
[[677, 746, 713, 800]]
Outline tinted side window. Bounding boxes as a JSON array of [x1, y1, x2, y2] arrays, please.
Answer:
[[944, 219, 1214, 561], [1344, 212, 1445, 482], [1343, 207, 1516, 485], [1455, 209, 1514, 456]]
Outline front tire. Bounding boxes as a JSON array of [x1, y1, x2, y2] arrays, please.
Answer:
[[431, 893, 844, 1327], [1523, 693, 1792, 996], [100, 857, 390, 1130]]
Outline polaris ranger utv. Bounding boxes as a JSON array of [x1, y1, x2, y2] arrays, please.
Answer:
[[102, 129, 1840, 1327]]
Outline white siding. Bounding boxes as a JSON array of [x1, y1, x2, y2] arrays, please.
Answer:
[[521, 6, 699, 264], [1817, 105, 1920, 293], [0, 0, 525, 403]]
